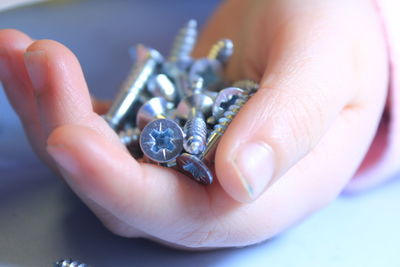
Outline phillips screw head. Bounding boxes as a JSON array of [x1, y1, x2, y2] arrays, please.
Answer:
[[139, 119, 184, 163]]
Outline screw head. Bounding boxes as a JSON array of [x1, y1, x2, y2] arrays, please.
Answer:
[[176, 153, 213, 185], [212, 87, 244, 118], [188, 58, 223, 91], [136, 97, 174, 130], [140, 119, 184, 163], [175, 93, 214, 120]]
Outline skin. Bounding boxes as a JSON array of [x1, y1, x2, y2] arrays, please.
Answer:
[[0, 0, 389, 248]]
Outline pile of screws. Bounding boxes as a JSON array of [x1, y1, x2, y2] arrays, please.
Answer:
[[103, 20, 259, 184]]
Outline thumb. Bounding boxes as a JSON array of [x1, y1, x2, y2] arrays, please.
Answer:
[[215, 14, 360, 203]]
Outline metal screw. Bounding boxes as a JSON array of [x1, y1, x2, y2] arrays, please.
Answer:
[[139, 119, 184, 163], [54, 259, 89, 267], [188, 58, 223, 92], [201, 88, 257, 163], [207, 39, 234, 65], [168, 19, 198, 66], [176, 153, 213, 184], [136, 97, 174, 130], [146, 74, 179, 104], [103, 44, 163, 130], [212, 87, 244, 119]]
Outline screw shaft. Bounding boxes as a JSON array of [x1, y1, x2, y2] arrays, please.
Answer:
[[169, 19, 198, 63]]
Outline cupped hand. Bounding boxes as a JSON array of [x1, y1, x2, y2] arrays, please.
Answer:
[[0, 0, 388, 248]]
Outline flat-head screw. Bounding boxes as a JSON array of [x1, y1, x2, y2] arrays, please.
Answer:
[[103, 44, 163, 130], [139, 119, 184, 163], [176, 153, 213, 185], [168, 19, 198, 66], [207, 39, 234, 65], [136, 97, 174, 130]]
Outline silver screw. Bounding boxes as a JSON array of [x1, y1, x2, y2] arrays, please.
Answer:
[[176, 153, 213, 184], [146, 73, 179, 104], [103, 44, 163, 130], [212, 87, 244, 119], [201, 88, 257, 162], [54, 259, 89, 267], [168, 19, 198, 66], [207, 39, 234, 65], [136, 97, 174, 130], [139, 119, 184, 163]]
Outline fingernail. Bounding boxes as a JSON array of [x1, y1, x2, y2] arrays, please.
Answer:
[[24, 50, 47, 94], [232, 142, 275, 200], [47, 145, 79, 177]]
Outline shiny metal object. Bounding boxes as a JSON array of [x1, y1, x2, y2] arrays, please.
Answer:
[[103, 44, 163, 130], [188, 58, 223, 91], [147, 74, 179, 103], [212, 87, 244, 119], [176, 153, 213, 185], [202, 88, 257, 163], [136, 97, 174, 130], [208, 39, 234, 65], [139, 119, 184, 163], [180, 79, 211, 155], [232, 79, 260, 92], [54, 259, 89, 267], [168, 19, 197, 66]]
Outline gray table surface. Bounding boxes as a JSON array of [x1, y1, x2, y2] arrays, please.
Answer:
[[0, 1, 399, 266]]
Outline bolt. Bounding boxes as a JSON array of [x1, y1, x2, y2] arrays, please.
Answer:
[[136, 97, 174, 130], [207, 39, 234, 65], [54, 259, 89, 267], [103, 44, 163, 131], [139, 119, 184, 163]]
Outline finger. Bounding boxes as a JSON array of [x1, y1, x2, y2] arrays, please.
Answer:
[[215, 3, 387, 203], [0, 29, 54, 163], [46, 124, 228, 245], [23, 39, 121, 146]]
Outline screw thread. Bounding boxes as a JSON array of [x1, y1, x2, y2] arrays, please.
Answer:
[[207, 39, 234, 64], [169, 19, 198, 63], [184, 117, 207, 155], [202, 90, 255, 159]]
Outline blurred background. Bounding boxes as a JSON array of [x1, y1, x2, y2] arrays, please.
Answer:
[[0, 1, 399, 266]]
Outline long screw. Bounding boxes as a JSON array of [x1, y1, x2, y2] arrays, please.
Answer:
[[168, 19, 198, 64], [183, 78, 209, 155], [103, 44, 163, 130]]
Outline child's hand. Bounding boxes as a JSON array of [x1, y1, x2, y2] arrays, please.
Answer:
[[0, 0, 388, 248]]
